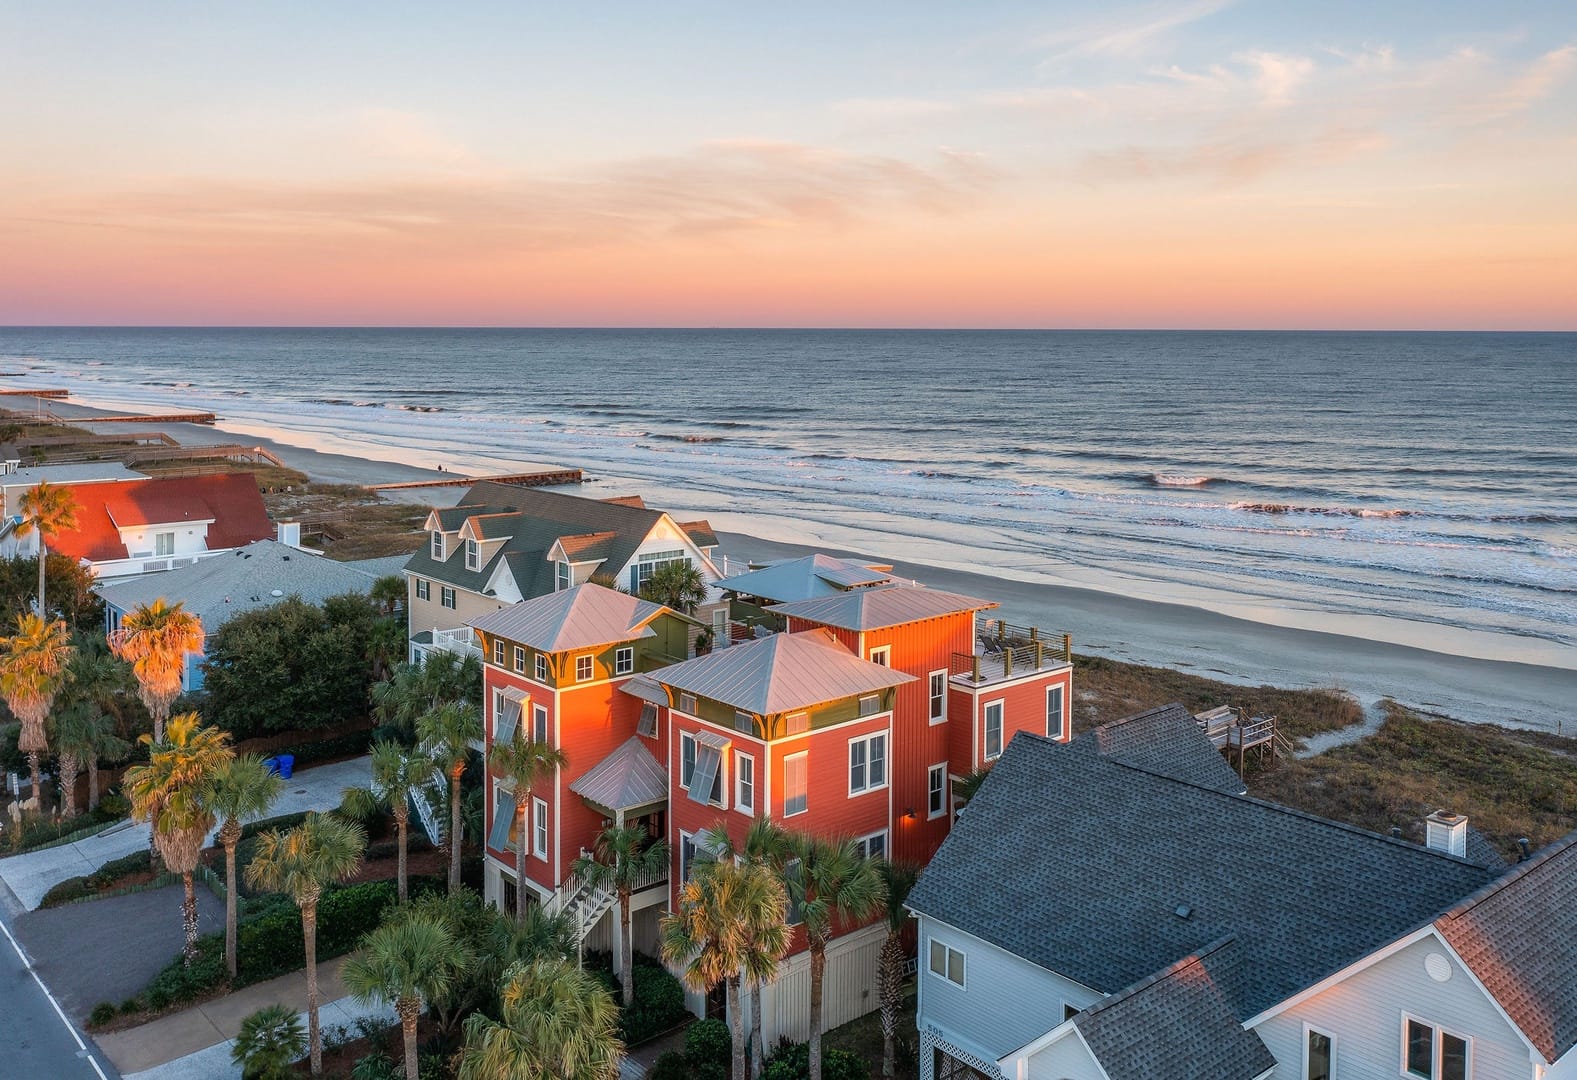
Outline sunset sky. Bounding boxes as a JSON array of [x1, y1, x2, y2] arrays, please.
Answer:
[[3, 2, 1574, 328]]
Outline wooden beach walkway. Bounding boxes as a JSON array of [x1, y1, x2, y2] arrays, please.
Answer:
[[368, 468, 584, 491], [0, 388, 70, 399]]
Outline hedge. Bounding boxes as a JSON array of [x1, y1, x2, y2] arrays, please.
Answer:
[[586, 951, 690, 1045], [236, 880, 400, 979], [39, 850, 153, 908], [763, 1042, 870, 1080]]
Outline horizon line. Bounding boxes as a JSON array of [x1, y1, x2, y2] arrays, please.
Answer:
[[4, 324, 1575, 334]]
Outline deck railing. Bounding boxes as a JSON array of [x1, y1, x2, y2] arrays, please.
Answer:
[[950, 628, 1074, 684]]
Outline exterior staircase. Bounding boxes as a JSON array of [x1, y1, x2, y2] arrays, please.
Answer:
[[552, 851, 617, 947], [411, 775, 447, 846]]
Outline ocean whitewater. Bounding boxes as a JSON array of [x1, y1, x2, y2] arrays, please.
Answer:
[[2, 326, 1574, 671]]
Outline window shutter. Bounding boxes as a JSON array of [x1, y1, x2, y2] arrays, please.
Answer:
[[687, 746, 723, 805], [488, 791, 517, 851]]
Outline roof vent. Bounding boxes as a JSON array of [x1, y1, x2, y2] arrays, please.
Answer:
[[1173, 903, 1193, 920], [1518, 838, 1532, 863], [1425, 810, 1467, 858], [1390, 826, 1403, 839], [270, 589, 284, 597]]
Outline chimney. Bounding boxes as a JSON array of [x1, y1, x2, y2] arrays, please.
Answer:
[[276, 521, 301, 548], [1425, 810, 1468, 858]]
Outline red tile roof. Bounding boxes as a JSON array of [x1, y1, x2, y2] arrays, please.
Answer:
[[50, 474, 273, 563]]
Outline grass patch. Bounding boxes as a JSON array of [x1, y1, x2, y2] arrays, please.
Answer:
[[261, 483, 427, 560], [1072, 653, 1363, 741], [1251, 701, 1577, 859], [822, 982, 918, 1080]]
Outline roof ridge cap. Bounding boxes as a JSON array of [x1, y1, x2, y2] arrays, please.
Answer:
[[1436, 827, 1577, 924]]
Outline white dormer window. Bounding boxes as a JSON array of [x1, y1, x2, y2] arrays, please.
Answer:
[[431, 531, 444, 559], [465, 538, 480, 571], [556, 561, 572, 592]]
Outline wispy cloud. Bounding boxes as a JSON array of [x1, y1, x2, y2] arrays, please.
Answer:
[[1032, 0, 1235, 65]]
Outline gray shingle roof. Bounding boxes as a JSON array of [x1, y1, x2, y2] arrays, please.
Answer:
[[1093, 702, 1246, 795], [769, 583, 996, 631], [720, 554, 894, 604], [653, 628, 912, 715], [406, 483, 703, 599], [95, 540, 386, 632], [569, 737, 668, 811], [1072, 939, 1277, 1080], [469, 583, 668, 653], [907, 717, 1496, 1024], [1436, 832, 1577, 1063]]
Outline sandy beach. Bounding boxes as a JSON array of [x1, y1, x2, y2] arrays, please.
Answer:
[[37, 395, 1577, 735]]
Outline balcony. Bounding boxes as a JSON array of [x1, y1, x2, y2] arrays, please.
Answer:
[[951, 619, 1073, 686], [428, 625, 482, 659]]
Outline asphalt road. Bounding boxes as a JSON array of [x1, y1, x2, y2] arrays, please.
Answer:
[[0, 912, 116, 1080]]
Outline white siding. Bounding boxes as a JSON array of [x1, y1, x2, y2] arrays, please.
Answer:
[[916, 916, 1102, 1066], [1256, 934, 1536, 1080], [1026, 1029, 1107, 1080], [1547, 1044, 1577, 1079]]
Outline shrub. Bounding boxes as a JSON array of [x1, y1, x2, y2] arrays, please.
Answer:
[[235, 881, 398, 981], [239, 810, 314, 843], [763, 1042, 870, 1080], [139, 935, 228, 1010], [231, 1003, 306, 1080], [351, 1053, 400, 1080], [94, 793, 131, 819], [685, 1018, 731, 1072], [648, 1050, 691, 1080], [88, 1002, 116, 1027], [118, 997, 143, 1015], [39, 876, 93, 907], [91, 849, 151, 885]]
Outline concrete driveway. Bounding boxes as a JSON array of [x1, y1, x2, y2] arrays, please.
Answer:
[[0, 755, 371, 911]]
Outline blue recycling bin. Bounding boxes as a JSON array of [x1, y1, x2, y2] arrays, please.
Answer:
[[275, 754, 295, 780], [263, 756, 280, 776]]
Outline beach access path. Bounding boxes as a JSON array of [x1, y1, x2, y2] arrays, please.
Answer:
[[0, 755, 371, 912]]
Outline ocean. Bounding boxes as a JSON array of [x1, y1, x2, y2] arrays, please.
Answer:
[[2, 327, 1573, 661]]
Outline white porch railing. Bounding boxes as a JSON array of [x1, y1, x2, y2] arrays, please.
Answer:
[[431, 625, 482, 658]]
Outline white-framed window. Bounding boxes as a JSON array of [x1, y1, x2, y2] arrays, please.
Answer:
[[734, 710, 754, 735], [492, 639, 505, 665], [858, 694, 880, 717], [868, 645, 890, 667], [735, 751, 755, 815], [415, 578, 430, 601], [431, 531, 444, 559], [615, 647, 634, 676], [678, 692, 698, 715], [633, 550, 688, 592], [532, 704, 549, 744], [679, 733, 723, 805], [465, 538, 480, 571], [534, 654, 548, 681], [848, 732, 888, 795], [928, 939, 965, 988], [1063, 1003, 1080, 1021], [929, 670, 947, 724], [1047, 685, 1065, 739], [1304, 1024, 1334, 1080], [984, 700, 1004, 761], [155, 531, 175, 557], [575, 654, 593, 682], [679, 831, 697, 883], [927, 764, 947, 819], [440, 586, 456, 610], [556, 560, 572, 591], [1404, 1015, 1470, 1080], [513, 646, 526, 674], [785, 711, 809, 736], [532, 797, 548, 859], [854, 830, 887, 860], [783, 751, 808, 817]]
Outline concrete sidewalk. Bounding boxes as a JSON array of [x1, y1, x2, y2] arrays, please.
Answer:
[[0, 756, 371, 911], [100, 955, 395, 1079]]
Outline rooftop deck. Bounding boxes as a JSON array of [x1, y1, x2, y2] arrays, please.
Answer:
[[951, 619, 1074, 686]]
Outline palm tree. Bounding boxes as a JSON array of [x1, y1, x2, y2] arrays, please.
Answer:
[[790, 836, 887, 1080], [123, 712, 233, 963], [61, 650, 137, 808], [15, 481, 79, 617], [572, 824, 669, 1007], [108, 598, 204, 743], [245, 812, 366, 1076], [0, 613, 73, 806], [951, 765, 992, 809], [417, 701, 482, 895], [489, 735, 567, 919], [638, 560, 708, 614], [370, 574, 406, 616], [51, 702, 130, 815], [343, 915, 467, 1080], [662, 857, 788, 1080], [203, 754, 283, 978], [458, 957, 624, 1080], [699, 818, 793, 1078], [372, 650, 481, 736], [877, 861, 919, 1080], [341, 740, 438, 902]]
